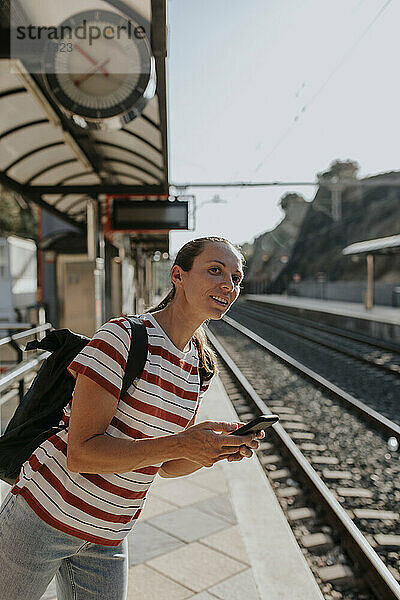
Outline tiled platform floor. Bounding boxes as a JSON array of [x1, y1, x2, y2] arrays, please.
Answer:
[[126, 466, 259, 599], [39, 462, 259, 600]]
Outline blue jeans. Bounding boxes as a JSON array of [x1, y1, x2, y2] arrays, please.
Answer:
[[0, 492, 128, 600]]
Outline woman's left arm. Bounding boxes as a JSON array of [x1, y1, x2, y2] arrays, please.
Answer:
[[158, 417, 262, 478]]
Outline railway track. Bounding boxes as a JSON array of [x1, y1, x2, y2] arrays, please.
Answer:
[[229, 300, 400, 427], [206, 318, 400, 600], [241, 300, 400, 375]]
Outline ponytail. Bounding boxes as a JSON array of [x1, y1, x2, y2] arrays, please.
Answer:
[[148, 286, 176, 311], [192, 325, 218, 382]]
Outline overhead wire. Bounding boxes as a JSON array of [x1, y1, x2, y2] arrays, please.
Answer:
[[254, 0, 393, 174], [232, 1, 390, 219]]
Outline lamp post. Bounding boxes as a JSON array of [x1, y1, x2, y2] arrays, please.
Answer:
[[197, 193, 227, 209], [194, 194, 227, 229]]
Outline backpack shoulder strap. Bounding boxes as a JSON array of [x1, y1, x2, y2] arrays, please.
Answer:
[[120, 316, 148, 398]]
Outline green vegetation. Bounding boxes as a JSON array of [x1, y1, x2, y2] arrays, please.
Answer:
[[0, 185, 38, 241]]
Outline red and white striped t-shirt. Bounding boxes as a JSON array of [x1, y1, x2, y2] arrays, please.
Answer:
[[11, 313, 211, 546]]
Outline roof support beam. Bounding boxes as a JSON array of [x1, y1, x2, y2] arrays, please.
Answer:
[[25, 158, 79, 185], [56, 170, 101, 186], [63, 195, 92, 214], [0, 172, 85, 231], [26, 184, 167, 195], [94, 141, 163, 174], [5, 141, 65, 173], [0, 87, 25, 99], [120, 128, 163, 155], [13, 68, 103, 176], [102, 158, 160, 183], [64, 168, 155, 218], [53, 172, 147, 210], [140, 114, 161, 131], [53, 171, 101, 208], [0, 118, 49, 141]]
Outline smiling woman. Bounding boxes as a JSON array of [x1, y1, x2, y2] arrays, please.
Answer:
[[0, 236, 263, 600], [146, 236, 245, 370]]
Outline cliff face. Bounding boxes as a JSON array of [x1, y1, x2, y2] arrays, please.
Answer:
[[246, 193, 308, 284], [286, 168, 400, 284], [245, 161, 400, 289]]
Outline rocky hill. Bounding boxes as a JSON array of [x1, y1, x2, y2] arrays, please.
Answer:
[[245, 193, 308, 286], [244, 161, 400, 291]]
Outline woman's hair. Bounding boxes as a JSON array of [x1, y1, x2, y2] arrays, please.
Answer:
[[147, 237, 245, 381]]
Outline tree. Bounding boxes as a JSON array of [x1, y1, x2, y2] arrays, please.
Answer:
[[0, 185, 38, 240]]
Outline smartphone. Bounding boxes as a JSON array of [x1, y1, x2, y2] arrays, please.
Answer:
[[231, 414, 279, 436]]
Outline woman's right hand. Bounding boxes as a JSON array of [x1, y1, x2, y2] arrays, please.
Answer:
[[178, 420, 257, 467]]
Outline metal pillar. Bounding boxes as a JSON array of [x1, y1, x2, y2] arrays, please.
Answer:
[[135, 244, 145, 315], [87, 197, 106, 329], [365, 254, 374, 311], [145, 255, 152, 308], [87, 199, 97, 261]]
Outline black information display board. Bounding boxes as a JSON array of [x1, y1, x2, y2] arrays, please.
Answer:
[[110, 199, 189, 231]]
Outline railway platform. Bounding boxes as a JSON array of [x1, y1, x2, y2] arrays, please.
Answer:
[[1, 377, 324, 600], [245, 294, 400, 344]]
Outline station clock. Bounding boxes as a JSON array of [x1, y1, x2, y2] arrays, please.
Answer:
[[42, 9, 156, 129]]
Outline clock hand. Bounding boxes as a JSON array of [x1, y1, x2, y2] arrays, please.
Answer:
[[73, 43, 110, 76], [74, 58, 111, 87]]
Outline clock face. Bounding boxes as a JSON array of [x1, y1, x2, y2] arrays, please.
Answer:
[[42, 9, 155, 127]]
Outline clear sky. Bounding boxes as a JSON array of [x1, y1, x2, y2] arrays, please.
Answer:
[[166, 0, 398, 254]]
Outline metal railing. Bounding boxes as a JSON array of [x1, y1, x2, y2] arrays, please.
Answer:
[[0, 323, 52, 408]]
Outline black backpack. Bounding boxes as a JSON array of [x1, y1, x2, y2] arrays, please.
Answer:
[[0, 316, 148, 485]]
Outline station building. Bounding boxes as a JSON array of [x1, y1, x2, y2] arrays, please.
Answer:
[[0, 0, 185, 336]]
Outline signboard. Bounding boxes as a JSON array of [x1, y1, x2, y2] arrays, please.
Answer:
[[107, 198, 189, 232]]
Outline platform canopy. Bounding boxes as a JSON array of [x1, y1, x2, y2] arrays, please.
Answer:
[[0, 0, 168, 233], [342, 234, 400, 256]]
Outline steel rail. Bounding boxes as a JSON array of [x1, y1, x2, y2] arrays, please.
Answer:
[[206, 327, 400, 600], [222, 315, 400, 440], [236, 303, 400, 375], [245, 299, 400, 354]]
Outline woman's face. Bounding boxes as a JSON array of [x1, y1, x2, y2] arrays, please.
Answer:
[[174, 241, 244, 320]]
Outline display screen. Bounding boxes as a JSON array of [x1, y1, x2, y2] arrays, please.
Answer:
[[110, 199, 189, 230]]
